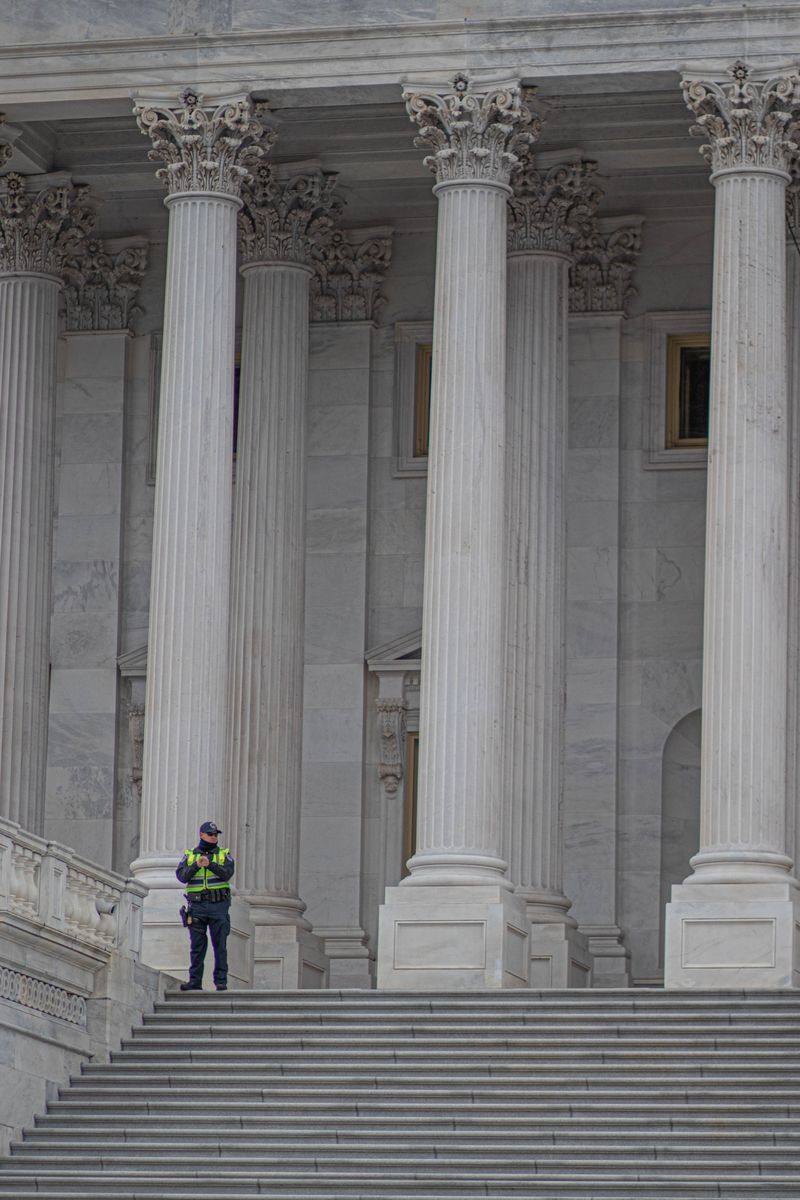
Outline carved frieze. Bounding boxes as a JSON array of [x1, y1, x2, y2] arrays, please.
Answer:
[[683, 60, 800, 176], [133, 88, 274, 197], [62, 237, 148, 332], [376, 699, 408, 797], [0, 965, 85, 1026], [508, 158, 603, 255], [403, 72, 540, 186], [0, 172, 95, 276], [310, 228, 393, 322], [239, 164, 341, 266], [568, 218, 642, 316]]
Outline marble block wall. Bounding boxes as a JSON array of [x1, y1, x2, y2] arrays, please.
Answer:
[[615, 215, 712, 983], [299, 321, 375, 987], [45, 332, 132, 868]]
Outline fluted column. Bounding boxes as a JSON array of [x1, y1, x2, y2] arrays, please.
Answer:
[[665, 62, 800, 989], [0, 170, 94, 835], [129, 89, 271, 985], [228, 165, 338, 986], [378, 73, 540, 989], [503, 159, 601, 986]]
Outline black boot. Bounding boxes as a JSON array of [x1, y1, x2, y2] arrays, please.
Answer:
[[179, 982, 202, 991]]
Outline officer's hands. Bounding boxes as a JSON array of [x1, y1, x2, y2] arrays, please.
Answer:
[[197, 855, 210, 867]]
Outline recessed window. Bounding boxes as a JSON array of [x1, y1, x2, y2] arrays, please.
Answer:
[[402, 731, 419, 877], [413, 343, 432, 459], [665, 334, 710, 449], [393, 321, 433, 477], [646, 312, 710, 470]]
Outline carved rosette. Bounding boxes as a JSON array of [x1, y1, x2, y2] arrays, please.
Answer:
[[508, 159, 603, 255], [682, 60, 800, 177], [568, 219, 642, 315], [62, 238, 148, 332], [0, 172, 95, 276], [376, 699, 407, 797], [403, 72, 540, 187], [238, 164, 341, 267], [133, 88, 274, 196], [311, 228, 393, 322]]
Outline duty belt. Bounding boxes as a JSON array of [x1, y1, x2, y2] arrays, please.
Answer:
[[187, 889, 230, 903]]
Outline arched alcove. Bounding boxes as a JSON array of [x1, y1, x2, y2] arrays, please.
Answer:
[[658, 709, 702, 967]]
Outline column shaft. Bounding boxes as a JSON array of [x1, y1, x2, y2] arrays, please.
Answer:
[[696, 170, 790, 879], [409, 181, 509, 885], [138, 193, 239, 874], [0, 274, 60, 834], [503, 251, 571, 912], [228, 261, 310, 919]]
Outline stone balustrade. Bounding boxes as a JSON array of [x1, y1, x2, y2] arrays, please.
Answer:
[[0, 818, 145, 960]]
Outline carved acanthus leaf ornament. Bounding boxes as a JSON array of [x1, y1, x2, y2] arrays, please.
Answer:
[[508, 159, 603, 255], [403, 72, 540, 186], [568, 218, 642, 315], [62, 239, 148, 332], [376, 699, 407, 796], [682, 60, 800, 176], [0, 173, 95, 276], [311, 229, 393, 322], [239, 165, 341, 266], [133, 88, 274, 196]]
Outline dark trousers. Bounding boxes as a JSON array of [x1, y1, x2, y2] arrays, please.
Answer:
[[187, 900, 230, 987]]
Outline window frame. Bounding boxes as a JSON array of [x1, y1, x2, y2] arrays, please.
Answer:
[[393, 320, 433, 477], [646, 311, 711, 470]]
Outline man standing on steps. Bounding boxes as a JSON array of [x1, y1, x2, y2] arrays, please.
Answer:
[[176, 821, 235, 992]]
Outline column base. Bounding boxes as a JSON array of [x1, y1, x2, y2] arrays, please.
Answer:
[[580, 925, 631, 988], [528, 922, 592, 988], [316, 926, 373, 989], [139, 888, 254, 990], [664, 881, 800, 990], [377, 885, 529, 990], [251, 923, 329, 989]]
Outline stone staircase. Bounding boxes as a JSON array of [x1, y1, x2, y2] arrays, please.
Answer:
[[1, 990, 799, 1198]]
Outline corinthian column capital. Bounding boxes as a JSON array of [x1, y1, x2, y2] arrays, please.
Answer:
[[133, 88, 274, 197], [403, 72, 540, 187], [682, 60, 800, 178], [238, 164, 341, 267], [508, 157, 603, 255], [62, 236, 148, 332], [0, 172, 95, 276], [310, 226, 393, 322]]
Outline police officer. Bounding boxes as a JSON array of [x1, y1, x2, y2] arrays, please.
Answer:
[[176, 821, 234, 992]]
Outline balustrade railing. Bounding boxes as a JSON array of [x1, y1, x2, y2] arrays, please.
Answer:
[[0, 818, 145, 959]]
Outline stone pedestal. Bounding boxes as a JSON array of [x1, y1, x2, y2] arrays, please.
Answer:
[[378, 886, 529, 989], [377, 75, 536, 987], [665, 63, 800, 988]]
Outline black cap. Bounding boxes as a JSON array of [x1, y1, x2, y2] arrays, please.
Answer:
[[199, 821, 221, 835]]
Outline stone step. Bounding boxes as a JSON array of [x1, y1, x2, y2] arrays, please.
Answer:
[[0, 1177, 799, 1198]]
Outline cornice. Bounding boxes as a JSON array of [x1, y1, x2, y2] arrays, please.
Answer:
[[3, 6, 800, 60]]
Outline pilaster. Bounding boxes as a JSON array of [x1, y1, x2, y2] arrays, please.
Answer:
[[378, 72, 537, 989], [665, 62, 800, 988], [46, 237, 147, 867]]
